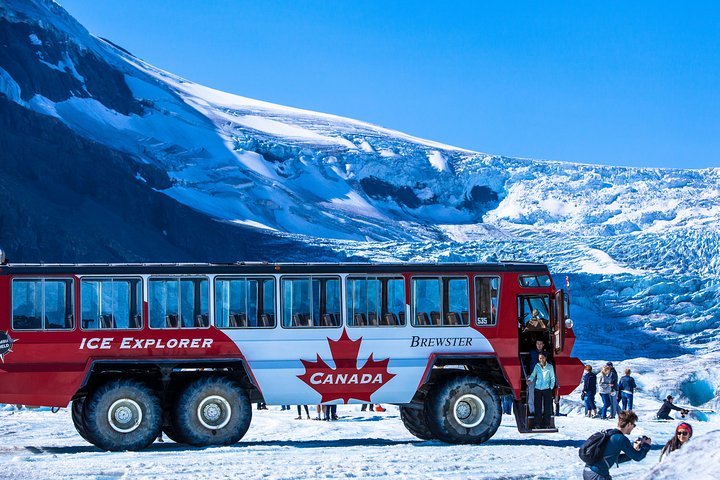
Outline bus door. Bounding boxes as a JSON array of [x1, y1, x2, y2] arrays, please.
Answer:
[[517, 295, 551, 358], [552, 290, 567, 353], [514, 294, 555, 431]]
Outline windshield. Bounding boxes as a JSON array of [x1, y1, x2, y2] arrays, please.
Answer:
[[518, 296, 549, 324]]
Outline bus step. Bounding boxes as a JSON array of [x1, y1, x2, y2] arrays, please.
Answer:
[[512, 399, 558, 433]]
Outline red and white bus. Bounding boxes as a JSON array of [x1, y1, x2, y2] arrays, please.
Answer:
[[0, 254, 583, 451]]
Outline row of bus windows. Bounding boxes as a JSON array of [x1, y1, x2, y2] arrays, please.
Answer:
[[11, 276, 499, 330]]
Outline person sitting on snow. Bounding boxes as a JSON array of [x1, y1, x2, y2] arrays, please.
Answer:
[[656, 395, 689, 420]]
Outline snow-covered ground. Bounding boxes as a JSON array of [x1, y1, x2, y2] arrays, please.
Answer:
[[1, 360, 717, 480]]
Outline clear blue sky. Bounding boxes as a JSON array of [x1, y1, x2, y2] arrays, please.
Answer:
[[59, 0, 720, 169]]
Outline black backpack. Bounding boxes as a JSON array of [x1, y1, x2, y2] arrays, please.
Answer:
[[578, 429, 620, 465]]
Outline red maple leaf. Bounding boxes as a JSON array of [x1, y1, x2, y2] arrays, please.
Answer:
[[297, 329, 396, 403]]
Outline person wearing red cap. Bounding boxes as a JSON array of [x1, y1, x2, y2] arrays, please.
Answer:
[[659, 422, 693, 462]]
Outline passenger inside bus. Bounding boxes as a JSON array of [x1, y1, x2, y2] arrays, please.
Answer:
[[523, 309, 548, 332]]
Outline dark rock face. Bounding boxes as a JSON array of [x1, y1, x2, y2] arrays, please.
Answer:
[[360, 176, 500, 216], [0, 18, 142, 115], [0, 97, 336, 263], [360, 176, 422, 209], [462, 185, 499, 210]]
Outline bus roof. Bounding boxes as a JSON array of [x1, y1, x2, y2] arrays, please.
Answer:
[[0, 261, 550, 276]]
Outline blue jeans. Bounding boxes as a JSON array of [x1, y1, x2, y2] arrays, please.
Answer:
[[583, 467, 611, 480], [610, 393, 619, 417], [621, 391, 633, 411], [584, 393, 596, 414], [502, 395, 513, 414], [599, 393, 612, 418]]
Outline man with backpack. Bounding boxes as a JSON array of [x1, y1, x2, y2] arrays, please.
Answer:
[[580, 410, 651, 480]]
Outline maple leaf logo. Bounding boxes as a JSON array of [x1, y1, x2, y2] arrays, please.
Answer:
[[297, 329, 396, 403], [0, 331, 15, 364]]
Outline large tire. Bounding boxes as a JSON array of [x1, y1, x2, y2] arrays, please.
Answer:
[[71, 397, 97, 444], [172, 376, 251, 447], [84, 379, 163, 451], [424, 375, 502, 444], [400, 405, 434, 440]]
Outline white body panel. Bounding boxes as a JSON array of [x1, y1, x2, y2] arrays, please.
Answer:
[[224, 325, 494, 405]]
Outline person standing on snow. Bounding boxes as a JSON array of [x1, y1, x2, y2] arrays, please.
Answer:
[[606, 362, 619, 418], [581, 364, 598, 418], [582, 410, 652, 480], [618, 368, 637, 411], [598, 365, 614, 419]]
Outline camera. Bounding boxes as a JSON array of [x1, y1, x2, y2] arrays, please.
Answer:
[[635, 435, 650, 444]]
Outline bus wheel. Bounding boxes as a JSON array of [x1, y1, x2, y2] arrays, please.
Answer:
[[71, 397, 96, 444], [84, 379, 162, 451], [400, 405, 434, 440], [173, 376, 251, 447], [425, 375, 501, 444]]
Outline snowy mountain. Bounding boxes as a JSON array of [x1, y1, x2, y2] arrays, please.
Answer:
[[3, 0, 719, 245], [1, 0, 719, 414]]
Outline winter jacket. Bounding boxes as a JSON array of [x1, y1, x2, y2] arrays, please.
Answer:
[[528, 362, 555, 390], [598, 372, 613, 395], [608, 368, 619, 393], [656, 400, 684, 419], [583, 371, 597, 395], [587, 432, 651, 477], [618, 375, 636, 395]]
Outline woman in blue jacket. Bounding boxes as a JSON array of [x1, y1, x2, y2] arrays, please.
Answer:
[[581, 364, 597, 417], [527, 352, 555, 429]]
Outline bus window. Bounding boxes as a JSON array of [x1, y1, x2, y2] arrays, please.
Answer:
[[412, 277, 468, 327], [282, 276, 341, 328], [386, 278, 406, 325], [149, 277, 209, 329], [346, 276, 405, 327], [446, 278, 469, 326], [81, 278, 142, 329], [519, 275, 551, 287], [474, 277, 500, 326], [12, 278, 74, 330], [215, 277, 276, 328]]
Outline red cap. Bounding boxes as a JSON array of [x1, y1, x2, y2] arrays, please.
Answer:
[[676, 422, 693, 437]]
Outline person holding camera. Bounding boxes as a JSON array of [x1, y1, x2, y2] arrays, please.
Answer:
[[582, 410, 652, 480], [656, 395, 689, 420]]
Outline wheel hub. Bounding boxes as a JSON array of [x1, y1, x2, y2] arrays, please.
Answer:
[[453, 393, 486, 428], [197, 395, 232, 430], [107, 398, 143, 433]]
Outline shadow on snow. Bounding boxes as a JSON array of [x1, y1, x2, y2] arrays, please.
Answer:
[[21, 437, 601, 455]]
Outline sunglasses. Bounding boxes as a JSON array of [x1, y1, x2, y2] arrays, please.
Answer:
[[677, 431, 690, 437]]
